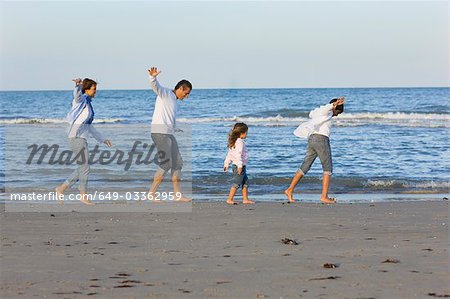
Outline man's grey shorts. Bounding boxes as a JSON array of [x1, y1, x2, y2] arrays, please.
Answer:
[[299, 134, 332, 176], [151, 133, 183, 174]]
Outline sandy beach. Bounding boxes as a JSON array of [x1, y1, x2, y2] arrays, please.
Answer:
[[1, 201, 449, 298]]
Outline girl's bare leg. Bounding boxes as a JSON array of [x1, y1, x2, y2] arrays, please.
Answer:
[[284, 171, 303, 202], [242, 187, 254, 204]]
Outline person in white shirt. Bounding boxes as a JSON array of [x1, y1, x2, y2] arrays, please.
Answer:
[[285, 97, 345, 204], [224, 123, 254, 205], [147, 67, 192, 202]]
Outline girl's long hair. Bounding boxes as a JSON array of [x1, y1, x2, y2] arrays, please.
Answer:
[[228, 122, 248, 148]]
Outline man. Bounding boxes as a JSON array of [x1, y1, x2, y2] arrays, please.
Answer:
[[285, 97, 345, 204], [147, 67, 192, 202]]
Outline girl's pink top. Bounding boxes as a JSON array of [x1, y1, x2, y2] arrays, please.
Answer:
[[224, 138, 248, 167]]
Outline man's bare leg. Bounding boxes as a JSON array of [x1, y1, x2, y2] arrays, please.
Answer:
[[242, 187, 254, 204], [284, 171, 303, 203], [55, 183, 68, 204], [148, 170, 164, 203], [227, 187, 238, 205], [320, 173, 335, 204], [172, 174, 191, 202]]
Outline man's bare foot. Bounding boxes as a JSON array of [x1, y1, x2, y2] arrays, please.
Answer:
[[284, 189, 296, 203], [320, 197, 336, 204], [175, 197, 192, 202], [147, 192, 163, 203], [79, 194, 95, 205], [55, 185, 67, 204], [243, 199, 254, 204], [227, 200, 238, 205], [79, 198, 95, 205]]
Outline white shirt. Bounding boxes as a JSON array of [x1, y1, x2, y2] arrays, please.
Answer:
[[294, 103, 334, 138], [224, 138, 249, 167], [150, 76, 178, 134]]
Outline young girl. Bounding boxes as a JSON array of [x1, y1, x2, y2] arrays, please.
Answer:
[[55, 78, 112, 205], [223, 123, 254, 205]]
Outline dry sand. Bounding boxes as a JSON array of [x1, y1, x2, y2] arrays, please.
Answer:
[[1, 201, 449, 298]]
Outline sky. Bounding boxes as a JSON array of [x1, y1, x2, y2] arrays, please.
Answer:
[[0, 1, 449, 90]]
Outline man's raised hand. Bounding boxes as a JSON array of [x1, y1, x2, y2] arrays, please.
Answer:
[[104, 139, 112, 147], [148, 67, 161, 77], [335, 97, 345, 106]]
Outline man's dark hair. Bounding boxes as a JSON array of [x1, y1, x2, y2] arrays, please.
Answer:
[[175, 80, 192, 91], [82, 78, 97, 93], [329, 98, 344, 113]]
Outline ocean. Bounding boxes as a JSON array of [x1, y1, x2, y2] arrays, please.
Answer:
[[1, 87, 449, 202]]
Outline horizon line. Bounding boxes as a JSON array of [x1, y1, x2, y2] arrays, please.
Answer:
[[1, 86, 449, 92]]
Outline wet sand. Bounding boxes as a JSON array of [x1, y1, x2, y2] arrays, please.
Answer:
[[1, 201, 449, 298]]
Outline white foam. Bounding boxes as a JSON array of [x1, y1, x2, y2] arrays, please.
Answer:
[[339, 112, 449, 120], [414, 181, 450, 189], [335, 112, 450, 128], [366, 179, 450, 190], [366, 180, 406, 188], [0, 118, 124, 124], [178, 114, 306, 124], [178, 112, 450, 128], [92, 118, 124, 124], [2, 112, 448, 128]]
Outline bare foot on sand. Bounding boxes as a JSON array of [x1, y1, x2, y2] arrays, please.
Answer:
[[79, 194, 95, 205], [320, 197, 336, 204], [147, 192, 162, 203], [175, 197, 192, 203], [79, 199, 95, 205], [147, 192, 191, 203], [284, 189, 296, 203], [243, 199, 254, 204], [55, 184, 67, 205], [227, 200, 238, 205]]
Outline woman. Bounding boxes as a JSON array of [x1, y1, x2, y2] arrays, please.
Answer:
[[55, 78, 112, 205]]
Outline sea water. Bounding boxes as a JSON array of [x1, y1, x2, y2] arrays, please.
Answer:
[[1, 87, 449, 201]]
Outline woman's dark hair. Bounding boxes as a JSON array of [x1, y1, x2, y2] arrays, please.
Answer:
[[174, 80, 192, 91], [228, 122, 248, 148], [329, 98, 344, 113], [82, 78, 97, 93]]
